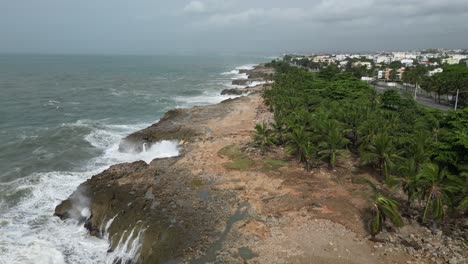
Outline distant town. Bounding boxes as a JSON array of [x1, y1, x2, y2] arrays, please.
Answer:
[[283, 49, 468, 109]]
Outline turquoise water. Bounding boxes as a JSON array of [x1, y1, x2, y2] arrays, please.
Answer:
[[0, 54, 264, 263]]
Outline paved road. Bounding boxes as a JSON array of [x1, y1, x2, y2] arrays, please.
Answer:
[[373, 84, 452, 111]]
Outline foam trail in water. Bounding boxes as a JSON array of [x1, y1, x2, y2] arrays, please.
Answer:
[[100, 214, 119, 239], [106, 225, 146, 264]]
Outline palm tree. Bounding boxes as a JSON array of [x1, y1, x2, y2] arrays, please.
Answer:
[[392, 158, 418, 206], [361, 133, 402, 180], [414, 163, 455, 223], [287, 126, 314, 170], [271, 112, 287, 145], [366, 180, 404, 237], [409, 131, 433, 171], [317, 119, 350, 169], [254, 123, 275, 154]]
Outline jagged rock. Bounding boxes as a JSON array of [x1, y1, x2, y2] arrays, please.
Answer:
[[119, 96, 253, 152], [54, 158, 232, 263], [220, 88, 247, 95]]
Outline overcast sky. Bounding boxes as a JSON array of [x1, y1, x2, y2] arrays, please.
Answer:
[[1, 0, 467, 55]]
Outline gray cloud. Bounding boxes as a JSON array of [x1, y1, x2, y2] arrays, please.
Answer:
[[0, 0, 467, 55]]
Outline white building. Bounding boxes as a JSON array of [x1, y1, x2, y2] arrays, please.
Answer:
[[428, 68, 443, 77], [353, 61, 372, 70], [339, 61, 349, 68], [374, 55, 392, 64], [442, 58, 461, 65], [392, 52, 406, 61], [335, 54, 347, 61], [452, 54, 467, 60], [378, 70, 384, 79], [401, 59, 414, 66]]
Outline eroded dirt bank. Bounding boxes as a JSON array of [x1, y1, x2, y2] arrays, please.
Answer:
[[55, 66, 466, 264]]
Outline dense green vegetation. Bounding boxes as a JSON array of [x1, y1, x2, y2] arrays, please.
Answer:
[[256, 61, 467, 235], [421, 65, 468, 104]]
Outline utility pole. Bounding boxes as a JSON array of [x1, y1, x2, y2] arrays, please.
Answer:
[[454, 89, 459, 110], [414, 83, 417, 99]]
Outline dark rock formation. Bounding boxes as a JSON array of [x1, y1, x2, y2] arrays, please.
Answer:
[[55, 158, 233, 263], [220, 88, 247, 95], [231, 78, 264, 86], [119, 96, 249, 152], [239, 65, 275, 79]]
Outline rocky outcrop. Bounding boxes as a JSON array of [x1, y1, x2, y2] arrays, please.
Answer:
[[118, 96, 249, 153], [220, 88, 248, 95], [231, 78, 264, 86], [54, 66, 276, 263], [55, 158, 234, 263], [239, 65, 275, 80]]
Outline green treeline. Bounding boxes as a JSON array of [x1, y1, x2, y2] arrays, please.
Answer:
[[257, 61, 467, 235]]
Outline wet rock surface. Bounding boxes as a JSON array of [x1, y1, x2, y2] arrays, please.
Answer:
[[55, 158, 236, 263], [119, 96, 249, 153], [220, 88, 247, 95]]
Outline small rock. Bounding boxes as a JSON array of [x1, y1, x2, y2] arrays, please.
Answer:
[[449, 258, 458, 264]]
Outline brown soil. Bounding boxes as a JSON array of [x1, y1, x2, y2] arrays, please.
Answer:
[[170, 92, 416, 263]]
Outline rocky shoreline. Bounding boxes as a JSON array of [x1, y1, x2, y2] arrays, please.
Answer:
[[54, 65, 466, 264], [54, 66, 274, 263]]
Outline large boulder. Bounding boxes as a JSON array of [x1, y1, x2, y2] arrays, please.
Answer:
[[118, 96, 249, 152], [220, 88, 247, 95], [55, 158, 230, 263]]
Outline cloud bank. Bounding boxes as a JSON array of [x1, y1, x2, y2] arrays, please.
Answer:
[[0, 0, 467, 54]]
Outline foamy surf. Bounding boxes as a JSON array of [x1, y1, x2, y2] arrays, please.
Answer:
[[0, 121, 180, 264], [0, 60, 261, 264], [174, 91, 242, 108]]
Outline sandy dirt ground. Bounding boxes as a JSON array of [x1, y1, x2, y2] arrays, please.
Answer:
[[174, 92, 421, 264]]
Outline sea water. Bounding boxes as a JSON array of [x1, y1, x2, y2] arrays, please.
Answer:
[[0, 54, 264, 263]]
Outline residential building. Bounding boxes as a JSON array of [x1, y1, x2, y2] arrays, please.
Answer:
[[339, 61, 349, 68], [352, 61, 372, 70], [428, 68, 443, 76], [374, 55, 392, 64], [378, 70, 384, 79], [401, 59, 414, 66], [393, 52, 406, 61], [397, 68, 405, 80], [383, 67, 405, 80]]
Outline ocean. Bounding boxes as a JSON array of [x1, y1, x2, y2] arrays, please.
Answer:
[[0, 54, 265, 263]]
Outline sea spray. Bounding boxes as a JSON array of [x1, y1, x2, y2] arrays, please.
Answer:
[[106, 224, 147, 264]]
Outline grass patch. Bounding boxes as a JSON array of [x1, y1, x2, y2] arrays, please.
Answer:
[[261, 159, 288, 172], [223, 159, 256, 171], [191, 178, 204, 187], [219, 145, 288, 172], [218, 145, 248, 160], [219, 145, 255, 171]]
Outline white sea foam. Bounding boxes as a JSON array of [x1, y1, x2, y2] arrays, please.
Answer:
[[0, 120, 180, 264], [246, 80, 273, 87], [221, 69, 239, 75], [235, 64, 256, 70], [221, 64, 257, 81], [174, 91, 242, 108], [106, 225, 146, 264]]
